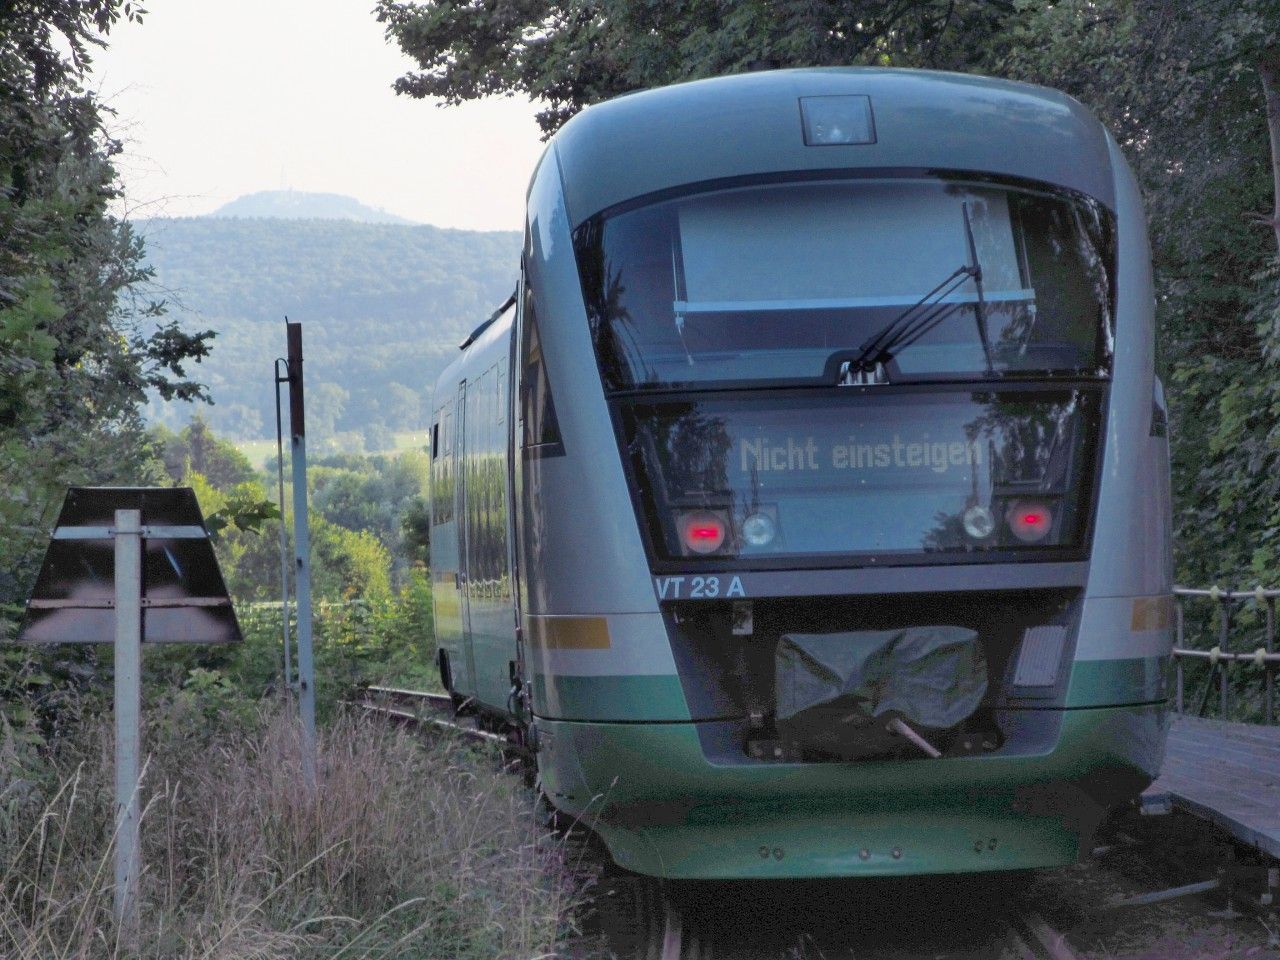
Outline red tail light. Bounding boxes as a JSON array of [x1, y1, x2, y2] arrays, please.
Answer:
[[681, 511, 727, 554], [1007, 501, 1052, 543]]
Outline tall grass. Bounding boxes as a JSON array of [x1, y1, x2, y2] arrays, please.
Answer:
[[0, 702, 577, 958]]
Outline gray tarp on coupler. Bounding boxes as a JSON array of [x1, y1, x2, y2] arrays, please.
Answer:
[[775, 626, 988, 759]]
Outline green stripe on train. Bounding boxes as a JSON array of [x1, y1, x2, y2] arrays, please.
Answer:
[[532, 673, 690, 721], [1065, 656, 1170, 707], [531, 656, 1169, 720]]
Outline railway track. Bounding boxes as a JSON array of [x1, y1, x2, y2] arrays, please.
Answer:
[[1002, 911, 1080, 960], [356, 685, 1081, 960], [355, 685, 498, 739]]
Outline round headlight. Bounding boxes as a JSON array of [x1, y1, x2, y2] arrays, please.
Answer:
[[962, 505, 995, 540], [1007, 501, 1053, 543], [741, 512, 777, 547]]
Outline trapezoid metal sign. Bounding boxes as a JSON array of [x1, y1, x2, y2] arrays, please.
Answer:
[[18, 487, 242, 645]]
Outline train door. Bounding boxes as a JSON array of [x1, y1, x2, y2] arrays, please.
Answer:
[[507, 277, 526, 701], [454, 379, 479, 692], [429, 395, 472, 698], [463, 366, 514, 710]]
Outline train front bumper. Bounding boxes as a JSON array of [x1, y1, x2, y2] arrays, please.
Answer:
[[535, 703, 1167, 879]]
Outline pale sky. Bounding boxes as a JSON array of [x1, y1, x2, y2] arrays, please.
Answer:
[[90, 0, 547, 231]]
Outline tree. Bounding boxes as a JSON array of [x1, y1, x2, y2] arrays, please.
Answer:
[[990, 0, 1280, 582], [378, 0, 1280, 585], [156, 415, 257, 489], [311, 449, 430, 561], [312, 518, 393, 601], [220, 402, 264, 439], [376, 0, 1018, 135], [401, 494, 430, 566], [134, 217, 520, 445], [1259, 44, 1280, 256], [384, 381, 422, 430], [308, 381, 349, 438], [0, 0, 215, 606], [364, 421, 397, 453]]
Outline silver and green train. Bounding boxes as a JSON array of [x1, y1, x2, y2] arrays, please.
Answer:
[[428, 67, 1173, 880]]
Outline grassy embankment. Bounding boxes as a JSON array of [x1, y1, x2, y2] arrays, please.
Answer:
[[0, 700, 578, 959], [1, 595, 580, 959]]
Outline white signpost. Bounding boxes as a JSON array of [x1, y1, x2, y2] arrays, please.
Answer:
[[112, 508, 143, 940], [17, 487, 240, 946]]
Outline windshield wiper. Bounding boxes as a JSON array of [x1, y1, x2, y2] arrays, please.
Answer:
[[841, 264, 971, 384], [962, 200, 996, 377], [842, 201, 996, 384]]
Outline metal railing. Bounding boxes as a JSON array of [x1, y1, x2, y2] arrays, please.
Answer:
[[1174, 586, 1280, 724]]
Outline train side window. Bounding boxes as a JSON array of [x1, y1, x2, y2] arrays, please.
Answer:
[[433, 402, 454, 525], [479, 366, 495, 589], [520, 285, 562, 449], [431, 420, 439, 459]]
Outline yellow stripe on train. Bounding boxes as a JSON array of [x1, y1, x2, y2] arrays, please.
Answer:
[[525, 615, 612, 650]]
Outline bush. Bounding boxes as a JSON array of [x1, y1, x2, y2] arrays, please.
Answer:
[[224, 575, 438, 715]]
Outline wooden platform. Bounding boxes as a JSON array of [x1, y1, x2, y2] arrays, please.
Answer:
[[1143, 714, 1280, 859]]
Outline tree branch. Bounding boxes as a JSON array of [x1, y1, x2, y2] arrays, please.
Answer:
[[1258, 45, 1280, 258]]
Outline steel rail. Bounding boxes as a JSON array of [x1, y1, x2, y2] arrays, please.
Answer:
[[354, 701, 509, 746], [354, 686, 507, 746], [1004, 910, 1081, 960], [364, 684, 454, 706]]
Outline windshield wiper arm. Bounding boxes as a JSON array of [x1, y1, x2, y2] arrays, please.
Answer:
[[844, 263, 972, 384], [962, 200, 996, 377], [843, 201, 996, 384]]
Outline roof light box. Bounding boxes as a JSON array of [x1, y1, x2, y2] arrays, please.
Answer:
[[800, 95, 876, 146]]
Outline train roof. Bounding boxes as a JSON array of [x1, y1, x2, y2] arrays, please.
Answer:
[[435, 295, 514, 397], [547, 67, 1116, 226]]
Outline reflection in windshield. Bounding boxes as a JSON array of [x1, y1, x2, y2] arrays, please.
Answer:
[[576, 178, 1115, 391], [620, 390, 1100, 564]]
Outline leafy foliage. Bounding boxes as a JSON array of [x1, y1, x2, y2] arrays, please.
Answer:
[[0, 0, 220, 739], [380, 0, 1280, 592], [202, 484, 280, 538], [0, 0, 215, 608], [153, 414, 257, 488], [988, 0, 1280, 586], [310, 448, 430, 561], [376, 0, 1020, 135], [373, 1, 1013, 135], [401, 493, 431, 565]]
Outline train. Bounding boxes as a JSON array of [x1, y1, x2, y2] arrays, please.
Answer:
[[428, 67, 1173, 882]]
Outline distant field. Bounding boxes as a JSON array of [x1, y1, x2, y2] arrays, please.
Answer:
[[387, 430, 430, 454], [236, 430, 428, 469]]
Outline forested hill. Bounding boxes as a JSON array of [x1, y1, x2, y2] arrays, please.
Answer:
[[210, 190, 418, 223], [139, 215, 521, 451]]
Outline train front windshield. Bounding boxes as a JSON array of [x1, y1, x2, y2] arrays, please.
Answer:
[[574, 178, 1114, 565]]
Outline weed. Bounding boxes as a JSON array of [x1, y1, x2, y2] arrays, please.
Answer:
[[0, 701, 578, 959]]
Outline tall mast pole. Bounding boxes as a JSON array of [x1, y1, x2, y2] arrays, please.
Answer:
[[286, 322, 317, 789], [274, 354, 292, 702]]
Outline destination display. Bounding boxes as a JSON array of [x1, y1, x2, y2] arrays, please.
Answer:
[[737, 433, 983, 476], [618, 389, 1101, 562]]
